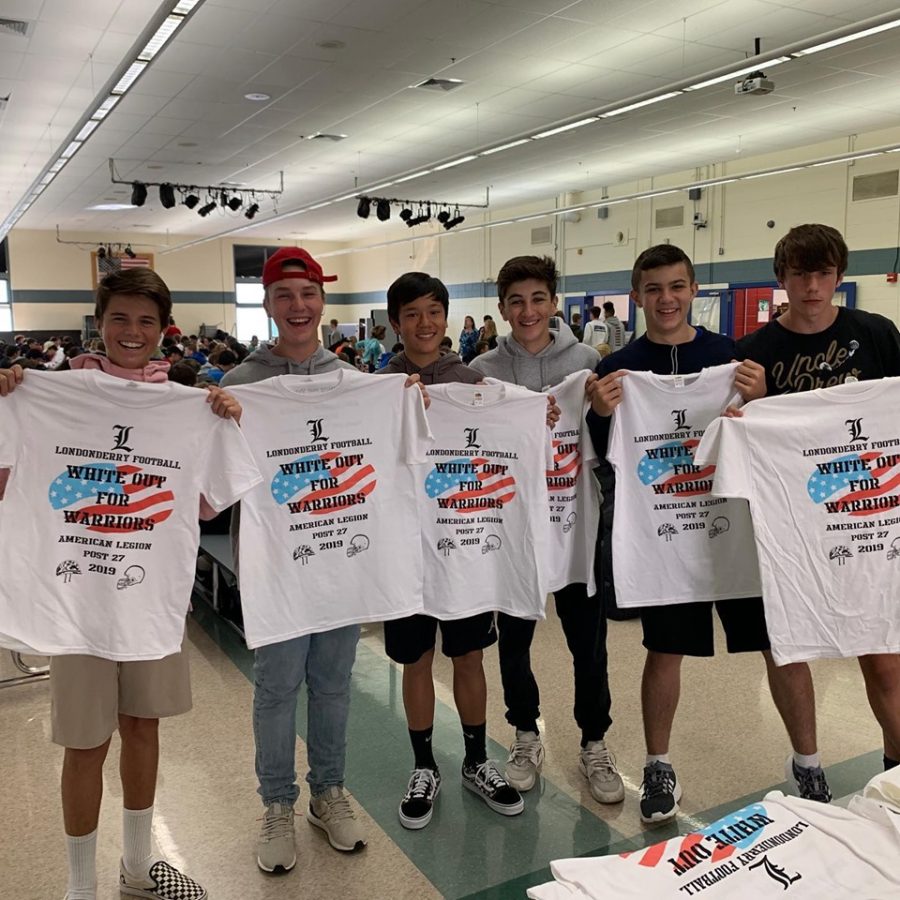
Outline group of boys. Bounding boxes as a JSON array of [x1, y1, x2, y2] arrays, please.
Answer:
[[3, 222, 899, 900]]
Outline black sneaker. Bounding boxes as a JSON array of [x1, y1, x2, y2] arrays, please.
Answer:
[[462, 760, 524, 816], [399, 767, 441, 830], [786, 757, 832, 803], [640, 761, 682, 823]]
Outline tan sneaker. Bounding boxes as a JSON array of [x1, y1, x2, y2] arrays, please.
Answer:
[[256, 801, 296, 873], [308, 786, 367, 852], [579, 740, 625, 803], [505, 730, 544, 791]]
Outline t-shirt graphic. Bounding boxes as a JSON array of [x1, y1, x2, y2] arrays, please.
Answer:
[[696, 377, 900, 664], [0, 370, 262, 660], [419, 382, 552, 620], [544, 371, 600, 594], [607, 364, 761, 607], [528, 792, 900, 899], [229, 370, 432, 647]]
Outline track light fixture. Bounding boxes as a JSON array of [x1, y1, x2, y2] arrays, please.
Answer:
[[198, 199, 217, 217], [226, 194, 243, 212], [437, 209, 450, 225], [131, 182, 148, 207], [357, 197, 371, 219], [158, 183, 176, 208], [444, 207, 465, 230], [376, 198, 391, 221], [124, 244, 136, 258], [97, 245, 106, 259], [183, 193, 200, 209], [399, 207, 413, 222], [353, 194, 486, 228], [245, 202, 259, 220]]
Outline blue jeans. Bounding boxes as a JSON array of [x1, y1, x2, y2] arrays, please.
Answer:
[[253, 624, 360, 805]]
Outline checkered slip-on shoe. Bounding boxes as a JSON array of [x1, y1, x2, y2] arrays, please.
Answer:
[[119, 860, 208, 900]]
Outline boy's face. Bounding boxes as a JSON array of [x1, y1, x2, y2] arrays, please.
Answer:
[[498, 278, 557, 346], [264, 267, 324, 354], [391, 293, 447, 359], [778, 262, 842, 326], [631, 262, 696, 339], [97, 294, 163, 369]]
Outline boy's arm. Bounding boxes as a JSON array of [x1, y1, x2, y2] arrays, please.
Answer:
[[0, 365, 24, 396]]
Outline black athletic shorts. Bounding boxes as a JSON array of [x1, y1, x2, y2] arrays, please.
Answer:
[[640, 597, 770, 657], [383, 612, 497, 664]]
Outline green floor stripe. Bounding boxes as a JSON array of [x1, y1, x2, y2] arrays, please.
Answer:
[[191, 604, 627, 898]]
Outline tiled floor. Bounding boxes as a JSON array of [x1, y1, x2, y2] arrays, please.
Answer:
[[1, 601, 885, 899]]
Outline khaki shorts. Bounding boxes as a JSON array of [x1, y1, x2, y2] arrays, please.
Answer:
[[50, 632, 192, 749]]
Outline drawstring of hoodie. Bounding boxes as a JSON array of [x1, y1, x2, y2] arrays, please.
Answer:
[[670, 344, 679, 376]]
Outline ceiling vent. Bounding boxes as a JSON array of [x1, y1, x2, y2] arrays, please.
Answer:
[[851, 170, 898, 202], [307, 132, 347, 142], [413, 77, 465, 92], [0, 18, 30, 37]]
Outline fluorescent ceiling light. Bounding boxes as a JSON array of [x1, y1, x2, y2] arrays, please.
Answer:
[[811, 152, 883, 167], [112, 61, 148, 95], [306, 202, 331, 210], [515, 214, 551, 222], [393, 170, 432, 182], [138, 14, 182, 61], [684, 57, 790, 91], [480, 139, 531, 156], [60, 140, 83, 159], [432, 155, 477, 171], [600, 92, 683, 117], [75, 120, 99, 142], [532, 118, 599, 139], [368, 182, 395, 191], [91, 96, 120, 120], [246, 92, 272, 102], [172, 0, 202, 12], [555, 207, 586, 214], [333, 193, 360, 202], [792, 19, 900, 56], [48, 158, 68, 173], [87, 203, 139, 211], [742, 166, 805, 180]]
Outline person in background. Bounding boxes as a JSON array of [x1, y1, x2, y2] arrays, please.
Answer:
[[164, 346, 184, 366], [459, 315, 479, 363], [602, 301, 626, 352], [570, 311, 584, 342], [164, 316, 181, 338], [439, 336, 453, 353], [326, 318, 343, 349], [377, 342, 403, 370], [473, 339, 490, 357], [582, 307, 608, 347], [248, 335, 260, 351], [356, 325, 386, 372], [479, 315, 498, 350], [168, 361, 198, 386]]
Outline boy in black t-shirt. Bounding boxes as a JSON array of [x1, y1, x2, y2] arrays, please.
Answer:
[[738, 223, 900, 774]]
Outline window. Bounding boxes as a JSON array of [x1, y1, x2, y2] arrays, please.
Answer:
[[0, 279, 12, 332]]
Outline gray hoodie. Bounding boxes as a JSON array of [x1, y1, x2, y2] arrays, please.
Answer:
[[376, 350, 482, 385], [219, 344, 351, 387], [469, 320, 601, 390]]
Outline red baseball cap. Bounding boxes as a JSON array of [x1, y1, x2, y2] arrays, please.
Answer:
[[262, 247, 338, 288]]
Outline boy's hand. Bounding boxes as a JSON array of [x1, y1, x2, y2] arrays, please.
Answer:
[[587, 370, 627, 417], [732, 359, 766, 402], [206, 386, 242, 423], [723, 406, 744, 418], [404, 373, 430, 410], [0, 365, 25, 397], [546, 394, 560, 430]]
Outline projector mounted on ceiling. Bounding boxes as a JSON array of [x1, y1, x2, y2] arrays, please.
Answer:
[[735, 72, 774, 95]]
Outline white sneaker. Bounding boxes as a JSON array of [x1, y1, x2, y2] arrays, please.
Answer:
[[505, 730, 544, 791], [579, 740, 625, 803], [256, 801, 296, 873], [308, 786, 367, 852]]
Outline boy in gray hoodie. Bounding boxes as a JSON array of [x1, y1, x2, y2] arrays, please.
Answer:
[[470, 255, 624, 805], [220, 248, 366, 873]]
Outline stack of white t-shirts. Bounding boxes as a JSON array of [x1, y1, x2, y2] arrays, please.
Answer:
[[862, 765, 900, 813], [695, 377, 900, 665], [0, 370, 262, 660], [418, 381, 552, 620], [544, 371, 601, 594], [606, 363, 761, 608], [230, 370, 432, 647], [527, 791, 900, 899]]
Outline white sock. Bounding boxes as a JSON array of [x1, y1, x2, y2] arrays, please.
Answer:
[[65, 829, 97, 900], [122, 805, 154, 876], [646, 753, 672, 766], [793, 751, 821, 770]]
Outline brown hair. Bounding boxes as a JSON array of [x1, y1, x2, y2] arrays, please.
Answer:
[[497, 255, 558, 302], [94, 267, 172, 328], [631, 245, 695, 292], [773, 224, 848, 281]]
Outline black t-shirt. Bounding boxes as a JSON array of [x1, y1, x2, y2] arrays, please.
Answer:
[[736, 306, 900, 395]]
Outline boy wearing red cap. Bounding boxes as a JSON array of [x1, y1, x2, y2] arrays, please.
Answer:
[[221, 248, 368, 871]]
